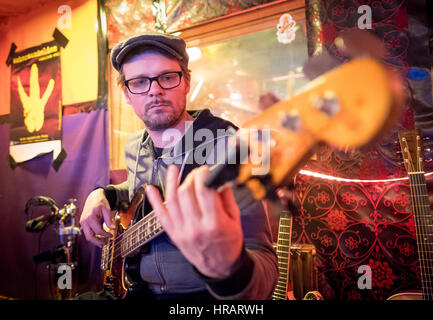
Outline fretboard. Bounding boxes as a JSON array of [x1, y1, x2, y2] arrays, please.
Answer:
[[408, 172, 433, 300], [272, 214, 293, 300], [117, 210, 164, 258]]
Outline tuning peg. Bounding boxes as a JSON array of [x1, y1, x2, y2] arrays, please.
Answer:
[[423, 136, 430, 141], [313, 94, 340, 116], [280, 111, 301, 132]]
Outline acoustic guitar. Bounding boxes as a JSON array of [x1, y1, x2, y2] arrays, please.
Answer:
[[387, 129, 433, 300], [101, 58, 404, 298]]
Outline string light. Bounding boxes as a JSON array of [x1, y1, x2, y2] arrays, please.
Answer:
[[298, 169, 433, 183]]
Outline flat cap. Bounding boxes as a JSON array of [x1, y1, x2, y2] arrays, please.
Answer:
[[111, 31, 189, 71]]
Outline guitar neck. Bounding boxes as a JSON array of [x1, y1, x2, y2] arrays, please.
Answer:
[[118, 210, 164, 258], [272, 212, 293, 300], [408, 172, 433, 300]]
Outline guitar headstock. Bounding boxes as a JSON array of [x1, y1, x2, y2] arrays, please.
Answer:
[[398, 129, 424, 173], [207, 58, 404, 201]]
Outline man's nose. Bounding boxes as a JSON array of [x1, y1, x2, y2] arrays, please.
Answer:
[[147, 79, 164, 96]]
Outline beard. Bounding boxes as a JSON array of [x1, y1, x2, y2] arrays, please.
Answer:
[[142, 97, 186, 130]]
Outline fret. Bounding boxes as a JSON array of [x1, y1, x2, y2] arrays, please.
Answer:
[[277, 238, 290, 246], [278, 231, 291, 235], [273, 290, 287, 296], [278, 277, 288, 284], [273, 289, 287, 294], [276, 249, 290, 255], [277, 244, 291, 248]]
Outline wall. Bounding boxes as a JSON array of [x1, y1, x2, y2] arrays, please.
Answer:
[[0, 0, 98, 116], [0, 0, 107, 299]]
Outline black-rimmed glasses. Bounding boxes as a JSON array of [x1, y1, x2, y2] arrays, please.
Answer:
[[124, 71, 183, 94]]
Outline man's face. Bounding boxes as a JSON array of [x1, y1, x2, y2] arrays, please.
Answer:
[[121, 51, 190, 130]]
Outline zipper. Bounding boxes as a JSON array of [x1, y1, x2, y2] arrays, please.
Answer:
[[151, 157, 159, 185], [151, 156, 167, 293], [153, 239, 166, 293]]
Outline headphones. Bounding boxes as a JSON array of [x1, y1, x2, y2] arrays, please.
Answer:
[[24, 196, 59, 232]]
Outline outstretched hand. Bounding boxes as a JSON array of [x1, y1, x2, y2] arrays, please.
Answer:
[[145, 165, 244, 279], [17, 63, 55, 133]]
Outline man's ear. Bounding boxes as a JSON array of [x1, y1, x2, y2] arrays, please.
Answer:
[[122, 86, 132, 105], [184, 79, 191, 95]]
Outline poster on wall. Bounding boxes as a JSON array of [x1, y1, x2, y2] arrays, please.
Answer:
[[9, 40, 62, 164]]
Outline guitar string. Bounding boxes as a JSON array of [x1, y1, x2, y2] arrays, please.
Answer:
[[110, 217, 163, 261], [103, 209, 160, 265], [104, 218, 163, 267], [110, 198, 169, 245], [411, 172, 433, 299], [415, 135, 433, 299], [415, 173, 433, 299], [416, 135, 433, 300], [411, 174, 427, 298], [409, 142, 430, 298], [403, 137, 431, 299], [416, 173, 433, 299]]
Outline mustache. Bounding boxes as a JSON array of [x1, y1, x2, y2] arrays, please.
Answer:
[[145, 99, 173, 111]]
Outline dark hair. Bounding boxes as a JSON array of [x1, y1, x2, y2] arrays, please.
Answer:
[[115, 46, 191, 87]]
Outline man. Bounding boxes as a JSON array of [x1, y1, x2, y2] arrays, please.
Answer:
[[79, 32, 278, 300]]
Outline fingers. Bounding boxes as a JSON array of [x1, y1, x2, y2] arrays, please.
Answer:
[[29, 64, 40, 98], [191, 166, 240, 225], [145, 184, 173, 233], [80, 210, 112, 248], [79, 189, 114, 247], [101, 206, 115, 230], [164, 165, 183, 224], [87, 215, 112, 247], [219, 186, 241, 223], [41, 79, 55, 106], [178, 167, 203, 221], [192, 166, 219, 224]]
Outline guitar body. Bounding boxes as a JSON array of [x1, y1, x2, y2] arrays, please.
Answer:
[[387, 291, 423, 300], [101, 186, 149, 299]]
